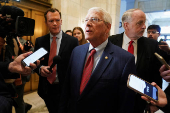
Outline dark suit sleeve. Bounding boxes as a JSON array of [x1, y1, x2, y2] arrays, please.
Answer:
[[0, 62, 10, 75], [118, 55, 136, 113], [33, 37, 43, 75]]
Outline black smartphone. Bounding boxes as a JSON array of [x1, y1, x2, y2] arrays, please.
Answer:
[[158, 39, 166, 45], [22, 47, 48, 67], [127, 74, 158, 102]]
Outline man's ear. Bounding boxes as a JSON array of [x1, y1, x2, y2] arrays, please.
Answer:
[[61, 19, 62, 25], [45, 20, 47, 26], [106, 23, 111, 34], [124, 22, 128, 30]]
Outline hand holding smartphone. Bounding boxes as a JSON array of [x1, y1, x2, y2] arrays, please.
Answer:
[[154, 52, 170, 69], [127, 74, 158, 102], [22, 47, 48, 67]]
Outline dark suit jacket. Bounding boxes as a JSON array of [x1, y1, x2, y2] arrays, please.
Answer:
[[34, 32, 78, 98], [59, 41, 136, 113], [108, 33, 162, 113]]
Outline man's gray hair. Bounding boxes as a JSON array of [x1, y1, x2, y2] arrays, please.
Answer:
[[88, 7, 112, 24], [122, 9, 139, 28]]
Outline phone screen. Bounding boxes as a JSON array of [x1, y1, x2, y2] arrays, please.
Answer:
[[22, 48, 48, 66], [128, 74, 158, 101]]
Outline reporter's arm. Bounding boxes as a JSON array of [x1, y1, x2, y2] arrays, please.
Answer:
[[159, 41, 170, 53], [141, 82, 170, 112], [8, 51, 40, 75]]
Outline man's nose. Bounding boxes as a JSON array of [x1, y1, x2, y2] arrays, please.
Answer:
[[142, 24, 146, 29], [53, 21, 57, 25]]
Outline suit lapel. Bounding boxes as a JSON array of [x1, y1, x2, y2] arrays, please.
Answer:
[[44, 34, 50, 53], [58, 32, 67, 56], [79, 41, 114, 99], [136, 37, 145, 68], [76, 44, 89, 96]]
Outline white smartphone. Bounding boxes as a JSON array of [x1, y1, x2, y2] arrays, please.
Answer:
[[127, 74, 158, 102], [22, 47, 48, 67]]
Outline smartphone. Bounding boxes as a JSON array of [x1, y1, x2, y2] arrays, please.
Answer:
[[127, 74, 158, 102], [22, 47, 48, 67], [158, 39, 166, 45], [154, 52, 170, 69]]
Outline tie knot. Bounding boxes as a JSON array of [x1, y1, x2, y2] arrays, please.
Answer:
[[129, 40, 134, 45], [90, 49, 96, 56], [53, 36, 57, 40]]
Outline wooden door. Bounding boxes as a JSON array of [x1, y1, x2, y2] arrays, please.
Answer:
[[30, 10, 48, 91]]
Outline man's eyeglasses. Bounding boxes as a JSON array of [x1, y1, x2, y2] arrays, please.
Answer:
[[147, 31, 159, 34], [83, 17, 105, 24]]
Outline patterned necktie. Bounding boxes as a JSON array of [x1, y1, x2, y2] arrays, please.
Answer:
[[47, 37, 57, 84], [80, 49, 96, 94], [128, 40, 134, 54]]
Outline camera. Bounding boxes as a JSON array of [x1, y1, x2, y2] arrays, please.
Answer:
[[0, 5, 35, 38]]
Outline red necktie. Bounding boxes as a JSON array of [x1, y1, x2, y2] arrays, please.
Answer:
[[47, 37, 57, 84], [80, 49, 96, 94], [128, 41, 134, 54]]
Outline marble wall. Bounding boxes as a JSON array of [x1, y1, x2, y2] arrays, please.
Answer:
[[50, 0, 121, 35]]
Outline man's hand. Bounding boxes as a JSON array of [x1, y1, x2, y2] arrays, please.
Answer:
[[141, 82, 167, 108], [159, 41, 170, 53], [8, 51, 40, 75], [40, 66, 52, 77], [159, 65, 170, 82]]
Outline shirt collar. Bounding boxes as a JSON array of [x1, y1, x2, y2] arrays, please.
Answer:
[[88, 39, 108, 52], [124, 32, 137, 44], [50, 30, 62, 39]]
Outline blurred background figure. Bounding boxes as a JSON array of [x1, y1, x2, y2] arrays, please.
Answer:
[[147, 25, 161, 40], [147, 25, 170, 54], [65, 30, 72, 36], [72, 27, 88, 45]]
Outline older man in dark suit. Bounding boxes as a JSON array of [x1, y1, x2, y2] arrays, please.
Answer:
[[59, 7, 136, 113], [34, 8, 78, 113], [108, 9, 162, 113]]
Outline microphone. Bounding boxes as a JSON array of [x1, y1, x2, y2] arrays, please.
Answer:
[[48, 56, 61, 73]]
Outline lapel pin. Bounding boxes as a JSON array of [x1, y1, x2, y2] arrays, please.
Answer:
[[105, 56, 108, 59]]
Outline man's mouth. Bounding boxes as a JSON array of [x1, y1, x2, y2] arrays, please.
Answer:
[[148, 36, 153, 39]]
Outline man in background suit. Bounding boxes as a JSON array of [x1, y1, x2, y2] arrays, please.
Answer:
[[108, 9, 162, 113], [34, 8, 78, 113], [59, 7, 136, 113]]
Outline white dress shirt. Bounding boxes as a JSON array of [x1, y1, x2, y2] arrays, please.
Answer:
[[122, 32, 138, 63], [86, 39, 108, 72]]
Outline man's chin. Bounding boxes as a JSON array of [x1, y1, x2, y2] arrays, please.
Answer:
[[148, 37, 153, 39]]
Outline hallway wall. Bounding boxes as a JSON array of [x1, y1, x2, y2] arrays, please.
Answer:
[[50, 0, 121, 35]]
